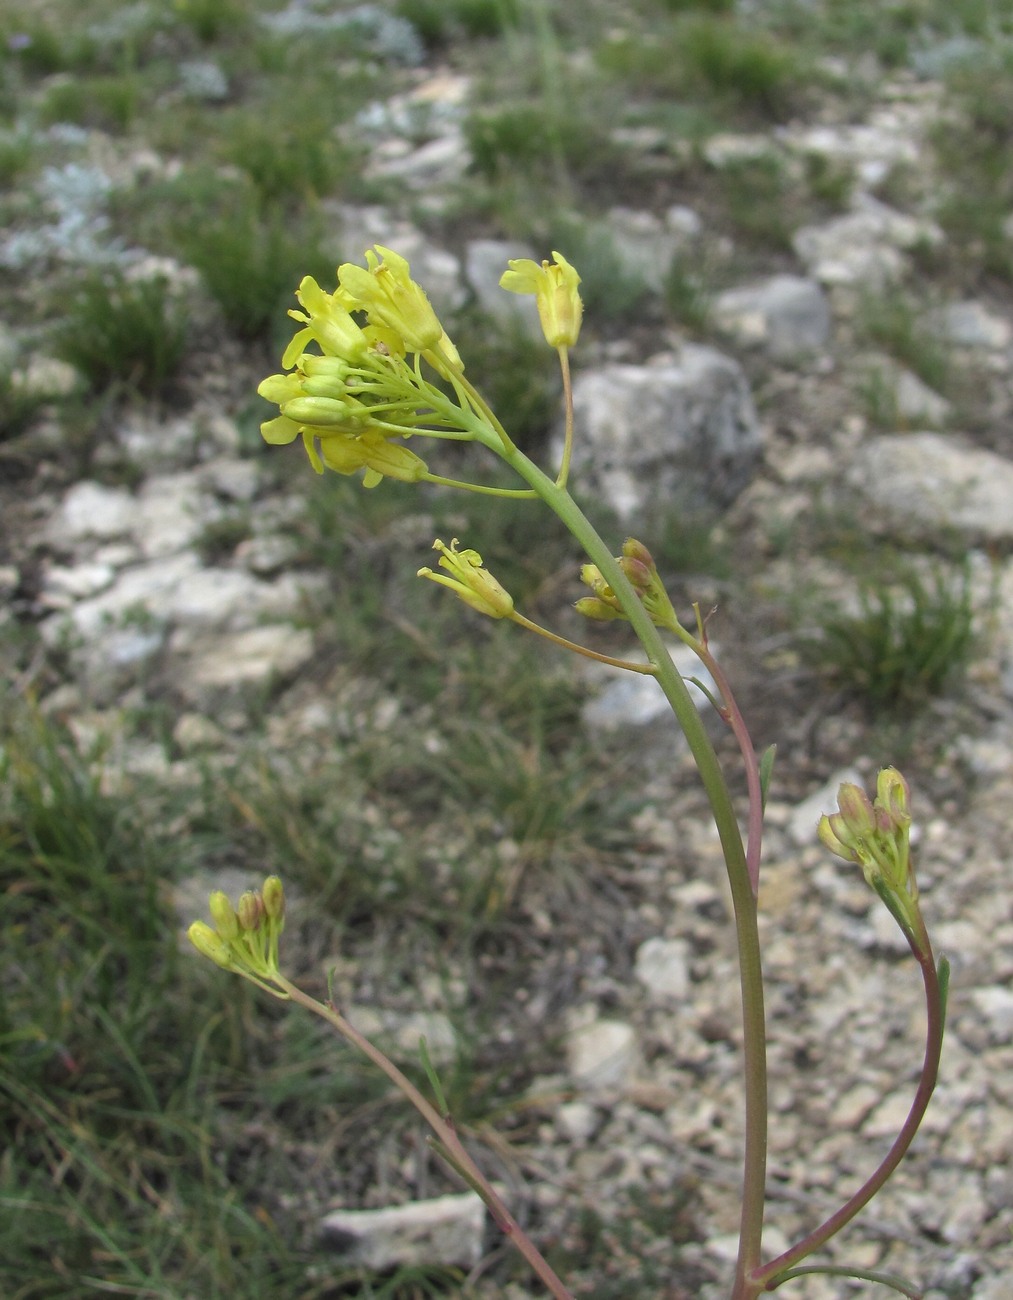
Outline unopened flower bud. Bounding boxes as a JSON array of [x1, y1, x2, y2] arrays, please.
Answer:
[[575, 596, 626, 622], [876, 767, 910, 830], [262, 876, 285, 922], [836, 782, 876, 840], [282, 395, 361, 429], [238, 890, 264, 932], [208, 890, 240, 941], [188, 921, 235, 970], [618, 555, 653, 591], [621, 538, 655, 569]]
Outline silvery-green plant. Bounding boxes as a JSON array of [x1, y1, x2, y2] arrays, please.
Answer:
[[192, 245, 948, 1299]]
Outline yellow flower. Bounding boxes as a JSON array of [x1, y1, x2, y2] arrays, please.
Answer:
[[417, 538, 514, 618], [284, 276, 369, 365], [338, 245, 445, 353], [499, 251, 583, 348], [357, 431, 429, 487]]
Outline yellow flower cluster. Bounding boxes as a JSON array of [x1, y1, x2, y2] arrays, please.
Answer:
[[259, 244, 584, 487], [258, 248, 458, 485]]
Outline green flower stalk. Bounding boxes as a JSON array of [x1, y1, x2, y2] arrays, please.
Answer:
[[189, 875, 574, 1300], [243, 247, 946, 1300]]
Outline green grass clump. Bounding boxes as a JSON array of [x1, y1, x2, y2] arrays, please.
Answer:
[[396, 0, 521, 44], [37, 72, 142, 133], [171, 199, 332, 343], [0, 130, 34, 185], [53, 273, 188, 398], [660, 0, 736, 11], [931, 59, 1013, 283], [806, 563, 975, 713], [0, 711, 287, 1297], [596, 12, 808, 123], [717, 155, 796, 249], [679, 14, 804, 119], [466, 101, 618, 189], [217, 111, 358, 206], [175, 0, 253, 44], [856, 292, 951, 395], [664, 254, 712, 332]]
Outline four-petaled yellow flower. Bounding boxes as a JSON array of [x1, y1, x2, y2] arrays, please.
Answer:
[[499, 251, 583, 349], [338, 245, 445, 354], [284, 275, 369, 367]]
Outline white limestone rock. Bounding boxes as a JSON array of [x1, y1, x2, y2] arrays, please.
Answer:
[[565, 345, 762, 520], [844, 432, 1013, 544], [711, 275, 831, 361], [320, 1193, 485, 1271]]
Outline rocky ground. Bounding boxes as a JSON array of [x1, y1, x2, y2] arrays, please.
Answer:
[[3, 4, 1013, 1298]]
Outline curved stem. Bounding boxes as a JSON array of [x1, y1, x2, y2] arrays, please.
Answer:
[[277, 976, 574, 1300], [493, 444, 768, 1294], [691, 641, 764, 896], [751, 919, 943, 1293], [421, 472, 537, 499], [509, 610, 658, 674], [766, 1264, 922, 1298]]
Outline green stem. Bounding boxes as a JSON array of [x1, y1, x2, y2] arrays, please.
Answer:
[[509, 610, 658, 674], [765, 1264, 922, 1298], [691, 640, 764, 895], [555, 346, 574, 489], [495, 444, 768, 1294], [277, 977, 575, 1300], [422, 472, 537, 498]]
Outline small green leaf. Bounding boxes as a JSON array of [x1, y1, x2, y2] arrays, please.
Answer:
[[418, 1036, 449, 1115]]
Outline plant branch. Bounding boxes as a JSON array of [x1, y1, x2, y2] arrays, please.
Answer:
[[492, 444, 769, 1293], [276, 976, 575, 1300], [751, 915, 944, 1293]]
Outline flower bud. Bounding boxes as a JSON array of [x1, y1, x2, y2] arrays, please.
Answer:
[[281, 395, 362, 429], [618, 555, 652, 591], [262, 876, 285, 922], [836, 782, 876, 840], [188, 921, 235, 970], [575, 596, 626, 622], [359, 433, 429, 485], [237, 890, 264, 932], [208, 890, 240, 941], [621, 538, 656, 569]]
